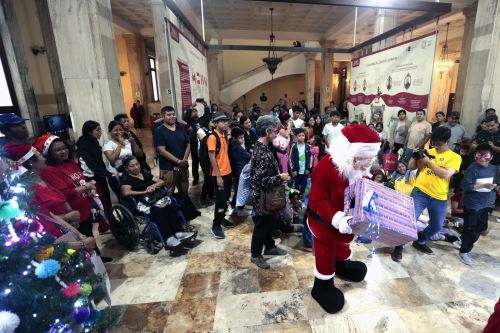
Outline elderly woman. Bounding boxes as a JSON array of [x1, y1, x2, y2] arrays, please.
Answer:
[[250, 116, 290, 269], [120, 156, 195, 252], [2, 144, 97, 252]]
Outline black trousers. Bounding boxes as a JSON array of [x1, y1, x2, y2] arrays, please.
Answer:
[[212, 174, 232, 227], [78, 218, 101, 256], [251, 214, 278, 257], [200, 167, 214, 200], [107, 176, 121, 199], [231, 175, 240, 208], [149, 205, 183, 239], [190, 144, 200, 182], [460, 207, 489, 253]]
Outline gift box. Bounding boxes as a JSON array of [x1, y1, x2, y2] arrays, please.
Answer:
[[344, 178, 417, 246]]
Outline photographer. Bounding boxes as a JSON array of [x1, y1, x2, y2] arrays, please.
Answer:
[[391, 126, 461, 260]]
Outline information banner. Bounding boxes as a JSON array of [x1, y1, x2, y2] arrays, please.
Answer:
[[166, 20, 209, 116], [349, 33, 437, 126]]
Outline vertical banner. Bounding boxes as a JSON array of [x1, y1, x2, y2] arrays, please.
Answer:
[[349, 33, 437, 128], [166, 20, 209, 116]]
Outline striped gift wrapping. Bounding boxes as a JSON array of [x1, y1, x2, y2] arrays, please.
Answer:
[[344, 178, 418, 247]]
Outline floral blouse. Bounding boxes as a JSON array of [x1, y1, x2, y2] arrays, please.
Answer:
[[251, 141, 283, 216]]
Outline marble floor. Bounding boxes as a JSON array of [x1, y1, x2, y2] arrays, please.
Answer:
[[100, 129, 500, 333]]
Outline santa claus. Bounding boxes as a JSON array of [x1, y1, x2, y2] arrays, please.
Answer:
[[307, 124, 381, 313]]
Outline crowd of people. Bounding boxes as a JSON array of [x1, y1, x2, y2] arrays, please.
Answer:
[[0, 99, 498, 273]]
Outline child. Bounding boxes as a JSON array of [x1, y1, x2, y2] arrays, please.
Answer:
[[388, 161, 416, 196], [458, 143, 499, 266], [290, 128, 312, 195], [309, 135, 320, 170], [228, 127, 251, 217], [371, 169, 385, 183]]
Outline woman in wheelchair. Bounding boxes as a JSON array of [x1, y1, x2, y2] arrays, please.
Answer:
[[120, 156, 195, 249]]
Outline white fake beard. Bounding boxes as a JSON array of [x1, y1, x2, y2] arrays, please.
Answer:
[[344, 159, 373, 185]]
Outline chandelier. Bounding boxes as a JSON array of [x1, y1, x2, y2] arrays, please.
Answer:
[[262, 8, 282, 77], [436, 23, 454, 77]]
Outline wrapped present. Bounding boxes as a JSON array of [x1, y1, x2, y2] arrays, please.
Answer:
[[344, 178, 417, 246]]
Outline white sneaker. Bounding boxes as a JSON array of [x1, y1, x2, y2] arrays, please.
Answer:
[[459, 252, 473, 266], [166, 236, 181, 247], [227, 207, 236, 216], [453, 238, 462, 249], [496, 218, 500, 223], [175, 232, 195, 241]]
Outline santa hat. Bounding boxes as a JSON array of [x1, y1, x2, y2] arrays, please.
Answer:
[[327, 125, 381, 176], [32, 134, 59, 156], [2, 144, 38, 169]]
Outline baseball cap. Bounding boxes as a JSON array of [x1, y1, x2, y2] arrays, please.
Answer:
[[0, 113, 28, 129], [449, 112, 460, 119], [212, 112, 228, 122]]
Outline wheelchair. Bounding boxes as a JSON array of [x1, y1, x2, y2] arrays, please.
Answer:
[[109, 177, 198, 256]]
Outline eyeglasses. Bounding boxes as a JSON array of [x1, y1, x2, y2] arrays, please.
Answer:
[[475, 152, 492, 159]]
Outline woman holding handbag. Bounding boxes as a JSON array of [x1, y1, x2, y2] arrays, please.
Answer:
[[250, 116, 290, 269]]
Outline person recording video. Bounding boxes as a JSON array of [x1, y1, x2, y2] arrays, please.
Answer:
[[391, 126, 462, 261]]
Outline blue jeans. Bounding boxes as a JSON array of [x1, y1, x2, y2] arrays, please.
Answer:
[[411, 187, 448, 244]]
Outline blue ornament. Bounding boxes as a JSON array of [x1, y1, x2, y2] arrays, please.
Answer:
[[70, 307, 90, 324], [86, 308, 100, 324], [35, 259, 61, 279], [47, 322, 76, 333]]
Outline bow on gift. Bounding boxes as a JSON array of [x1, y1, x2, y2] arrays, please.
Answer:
[[361, 191, 381, 257]]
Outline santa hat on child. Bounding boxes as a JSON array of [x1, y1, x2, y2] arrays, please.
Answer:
[[32, 134, 59, 156], [327, 125, 381, 177], [2, 144, 38, 169]]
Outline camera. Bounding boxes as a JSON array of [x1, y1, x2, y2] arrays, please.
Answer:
[[412, 150, 435, 160], [123, 131, 130, 140]]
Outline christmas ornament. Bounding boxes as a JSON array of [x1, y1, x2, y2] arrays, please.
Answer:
[[61, 283, 81, 298], [36, 246, 54, 261], [0, 202, 21, 221], [47, 322, 76, 333], [34, 259, 60, 279], [70, 307, 90, 324], [0, 311, 20, 333], [86, 308, 100, 324], [80, 283, 92, 297]]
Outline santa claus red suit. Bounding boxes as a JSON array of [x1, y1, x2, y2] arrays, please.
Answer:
[[307, 125, 380, 313]]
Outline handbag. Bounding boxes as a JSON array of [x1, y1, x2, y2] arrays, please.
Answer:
[[260, 183, 286, 215], [236, 162, 252, 207], [382, 153, 398, 172]]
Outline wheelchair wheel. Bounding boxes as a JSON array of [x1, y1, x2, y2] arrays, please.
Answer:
[[110, 204, 140, 250]]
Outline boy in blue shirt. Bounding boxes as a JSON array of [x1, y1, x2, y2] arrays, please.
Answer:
[[228, 127, 251, 216], [290, 128, 312, 195], [459, 143, 499, 266]]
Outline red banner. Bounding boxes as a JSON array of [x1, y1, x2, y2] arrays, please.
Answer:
[[177, 60, 192, 112], [349, 92, 428, 113]]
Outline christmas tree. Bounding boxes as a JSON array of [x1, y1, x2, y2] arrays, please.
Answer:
[[0, 157, 119, 333]]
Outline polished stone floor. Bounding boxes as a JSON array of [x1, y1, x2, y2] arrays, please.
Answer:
[[101, 129, 500, 333]]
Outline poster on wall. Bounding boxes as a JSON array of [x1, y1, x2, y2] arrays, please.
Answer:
[[349, 33, 437, 128], [166, 20, 209, 116]]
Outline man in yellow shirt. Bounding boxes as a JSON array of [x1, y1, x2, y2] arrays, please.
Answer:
[[392, 127, 461, 260]]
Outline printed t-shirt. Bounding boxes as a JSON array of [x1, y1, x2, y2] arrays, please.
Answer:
[[407, 121, 432, 149], [414, 148, 461, 200], [207, 129, 231, 176]]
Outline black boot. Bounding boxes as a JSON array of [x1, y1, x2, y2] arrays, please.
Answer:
[[311, 277, 345, 314], [335, 260, 367, 282]]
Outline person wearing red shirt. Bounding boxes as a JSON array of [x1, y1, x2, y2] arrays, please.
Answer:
[[32, 135, 111, 262]]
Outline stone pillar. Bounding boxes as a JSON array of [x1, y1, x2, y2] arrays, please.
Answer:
[[151, 0, 172, 109], [320, 47, 334, 113], [460, 0, 500, 135], [304, 52, 316, 110], [37, 0, 124, 138], [207, 49, 221, 105], [0, 0, 41, 136], [123, 33, 147, 113], [452, 4, 477, 114], [372, 9, 397, 52]]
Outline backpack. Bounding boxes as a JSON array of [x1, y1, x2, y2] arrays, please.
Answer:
[[199, 130, 222, 174]]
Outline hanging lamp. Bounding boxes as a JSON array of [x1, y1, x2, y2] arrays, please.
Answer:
[[436, 23, 453, 77], [262, 8, 282, 77]]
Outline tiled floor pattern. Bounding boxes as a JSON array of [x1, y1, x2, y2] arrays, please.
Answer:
[[99, 130, 499, 332]]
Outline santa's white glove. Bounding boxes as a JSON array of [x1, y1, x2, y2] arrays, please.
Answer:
[[331, 211, 353, 234]]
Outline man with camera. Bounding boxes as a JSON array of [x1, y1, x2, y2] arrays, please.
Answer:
[[391, 126, 461, 261]]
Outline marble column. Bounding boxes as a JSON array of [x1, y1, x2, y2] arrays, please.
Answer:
[[151, 0, 173, 109], [372, 9, 397, 52], [452, 4, 477, 114], [320, 43, 334, 113], [207, 49, 222, 105], [123, 33, 147, 113], [460, 0, 500, 135], [38, 0, 124, 138], [304, 52, 316, 110]]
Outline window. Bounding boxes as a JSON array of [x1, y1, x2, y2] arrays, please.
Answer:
[[149, 56, 159, 102], [0, 39, 18, 114]]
